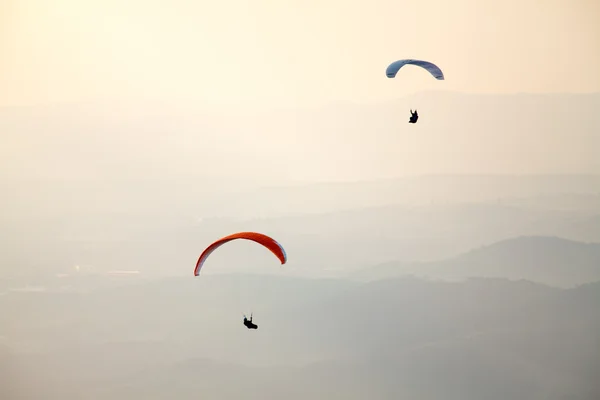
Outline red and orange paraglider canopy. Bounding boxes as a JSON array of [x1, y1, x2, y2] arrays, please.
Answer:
[[194, 232, 287, 276]]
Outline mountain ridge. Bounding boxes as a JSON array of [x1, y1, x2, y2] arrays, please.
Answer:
[[353, 235, 600, 287]]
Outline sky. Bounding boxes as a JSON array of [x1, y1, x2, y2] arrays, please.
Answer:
[[0, 0, 599, 182], [1, 0, 599, 108]]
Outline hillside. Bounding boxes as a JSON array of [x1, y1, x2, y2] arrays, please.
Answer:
[[2, 276, 598, 400], [3, 191, 600, 279], [355, 236, 600, 287]]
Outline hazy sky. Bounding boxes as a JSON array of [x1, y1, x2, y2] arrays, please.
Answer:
[[1, 0, 599, 108]]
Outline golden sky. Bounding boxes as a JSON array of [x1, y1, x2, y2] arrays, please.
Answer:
[[1, 0, 599, 107]]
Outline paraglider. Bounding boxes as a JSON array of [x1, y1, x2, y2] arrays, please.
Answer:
[[194, 232, 287, 331], [386, 59, 444, 124]]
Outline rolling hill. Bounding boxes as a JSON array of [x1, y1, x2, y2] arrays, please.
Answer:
[[3, 276, 598, 400], [354, 236, 600, 287]]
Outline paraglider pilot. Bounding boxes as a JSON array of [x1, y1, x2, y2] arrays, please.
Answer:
[[243, 314, 258, 330], [409, 109, 419, 123]]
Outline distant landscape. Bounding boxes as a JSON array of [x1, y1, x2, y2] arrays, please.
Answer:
[[2, 274, 599, 399], [2, 92, 600, 399]]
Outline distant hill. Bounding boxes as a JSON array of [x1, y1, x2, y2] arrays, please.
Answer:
[[4, 275, 598, 400], [199, 174, 600, 219], [354, 236, 600, 287], [496, 193, 600, 214], [3, 192, 600, 279], [562, 214, 600, 242], [222, 204, 600, 275]]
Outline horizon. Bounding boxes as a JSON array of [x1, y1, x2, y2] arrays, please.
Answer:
[[1, 89, 599, 112]]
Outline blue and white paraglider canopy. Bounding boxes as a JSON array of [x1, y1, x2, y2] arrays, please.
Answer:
[[386, 59, 444, 80]]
